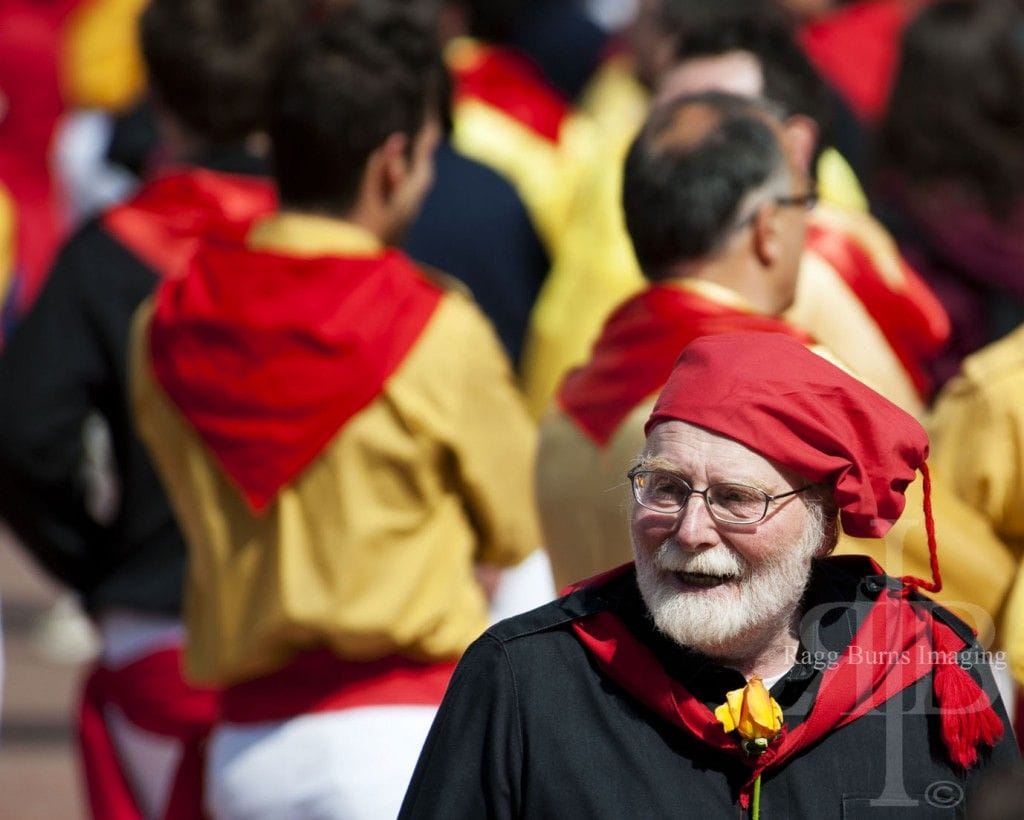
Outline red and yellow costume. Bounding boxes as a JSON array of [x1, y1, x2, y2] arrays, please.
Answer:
[[131, 215, 542, 699], [446, 38, 595, 258]]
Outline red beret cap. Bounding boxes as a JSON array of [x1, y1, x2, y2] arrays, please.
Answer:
[[645, 333, 929, 538]]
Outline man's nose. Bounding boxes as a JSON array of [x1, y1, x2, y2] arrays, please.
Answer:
[[669, 493, 719, 550]]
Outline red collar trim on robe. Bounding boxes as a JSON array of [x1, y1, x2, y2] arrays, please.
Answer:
[[570, 561, 1003, 807], [805, 221, 950, 399], [557, 284, 814, 446], [102, 168, 276, 280], [148, 242, 444, 512], [449, 41, 571, 143]]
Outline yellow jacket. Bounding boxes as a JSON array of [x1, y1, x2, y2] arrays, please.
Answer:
[[929, 325, 1024, 679], [130, 215, 542, 686]]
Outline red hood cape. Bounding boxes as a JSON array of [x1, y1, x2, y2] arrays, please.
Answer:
[[805, 221, 950, 399], [450, 42, 571, 144], [557, 285, 813, 446], [148, 241, 443, 512], [103, 168, 277, 280], [568, 561, 1003, 808]]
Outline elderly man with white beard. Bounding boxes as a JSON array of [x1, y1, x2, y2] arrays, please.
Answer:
[[400, 332, 1019, 819]]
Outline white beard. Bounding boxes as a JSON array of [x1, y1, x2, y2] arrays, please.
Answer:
[[634, 517, 823, 662]]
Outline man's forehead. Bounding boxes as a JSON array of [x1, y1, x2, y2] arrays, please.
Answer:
[[655, 50, 765, 107], [642, 420, 805, 485]]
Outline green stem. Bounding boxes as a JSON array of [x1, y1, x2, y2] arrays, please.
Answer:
[[752, 774, 762, 820]]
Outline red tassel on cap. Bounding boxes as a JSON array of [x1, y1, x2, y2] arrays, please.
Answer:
[[899, 462, 943, 595], [930, 618, 1004, 768]]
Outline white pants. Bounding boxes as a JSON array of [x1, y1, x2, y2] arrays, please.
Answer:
[[205, 705, 438, 820], [98, 612, 188, 819]]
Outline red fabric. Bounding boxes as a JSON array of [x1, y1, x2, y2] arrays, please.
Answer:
[[799, 0, 929, 123], [102, 168, 277, 280], [451, 43, 571, 143], [221, 649, 456, 724], [645, 332, 929, 538], [148, 243, 443, 511], [805, 222, 950, 399], [557, 285, 813, 447], [78, 646, 219, 820], [571, 560, 1002, 807], [0, 2, 76, 312]]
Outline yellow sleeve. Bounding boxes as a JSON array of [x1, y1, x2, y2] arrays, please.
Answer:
[[930, 368, 1024, 544], [395, 292, 543, 567], [60, 0, 147, 111]]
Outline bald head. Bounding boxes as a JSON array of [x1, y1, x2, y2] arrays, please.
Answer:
[[622, 92, 792, 279]]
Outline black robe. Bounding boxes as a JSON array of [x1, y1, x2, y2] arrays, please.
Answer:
[[400, 558, 1019, 818]]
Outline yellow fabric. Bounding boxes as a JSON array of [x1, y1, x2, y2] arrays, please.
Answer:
[[246, 212, 384, 257], [786, 216, 925, 421], [816, 147, 868, 213], [59, 0, 147, 111], [519, 68, 646, 418], [519, 58, 881, 419], [929, 326, 1024, 678], [0, 185, 15, 306], [834, 471, 1014, 646], [447, 39, 596, 256], [577, 54, 650, 141], [130, 225, 541, 686], [539, 399, 653, 589]]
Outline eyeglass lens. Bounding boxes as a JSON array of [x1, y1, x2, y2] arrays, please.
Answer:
[[634, 471, 768, 523]]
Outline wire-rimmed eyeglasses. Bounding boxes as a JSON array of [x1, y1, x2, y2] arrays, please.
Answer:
[[627, 468, 814, 526]]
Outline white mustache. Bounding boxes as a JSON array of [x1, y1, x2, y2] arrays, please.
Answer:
[[654, 540, 746, 578]]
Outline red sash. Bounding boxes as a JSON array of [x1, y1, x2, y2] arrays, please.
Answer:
[[221, 649, 456, 724], [805, 222, 950, 398], [557, 285, 813, 446], [450, 42, 571, 143], [570, 562, 1003, 808], [102, 168, 276, 280], [148, 244, 443, 511], [78, 646, 219, 820]]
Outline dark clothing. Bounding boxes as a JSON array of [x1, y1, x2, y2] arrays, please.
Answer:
[[400, 559, 1018, 819], [873, 179, 1024, 392], [405, 141, 548, 367], [511, 0, 608, 102], [0, 154, 268, 616]]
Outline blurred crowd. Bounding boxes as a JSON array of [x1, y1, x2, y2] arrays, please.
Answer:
[[2, 0, 1024, 817]]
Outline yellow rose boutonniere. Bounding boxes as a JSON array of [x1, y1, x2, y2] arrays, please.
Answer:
[[715, 677, 784, 820], [714, 675, 784, 755]]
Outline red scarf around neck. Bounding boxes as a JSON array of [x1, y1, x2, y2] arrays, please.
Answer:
[[557, 285, 813, 446], [103, 168, 276, 279], [570, 561, 1003, 808], [148, 241, 443, 512]]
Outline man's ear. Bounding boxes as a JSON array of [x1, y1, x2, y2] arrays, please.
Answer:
[[752, 205, 780, 267], [782, 114, 819, 176], [379, 132, 411, 199]]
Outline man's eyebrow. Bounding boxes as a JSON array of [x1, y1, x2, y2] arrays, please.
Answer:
[[636, 455, 684, 474]]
